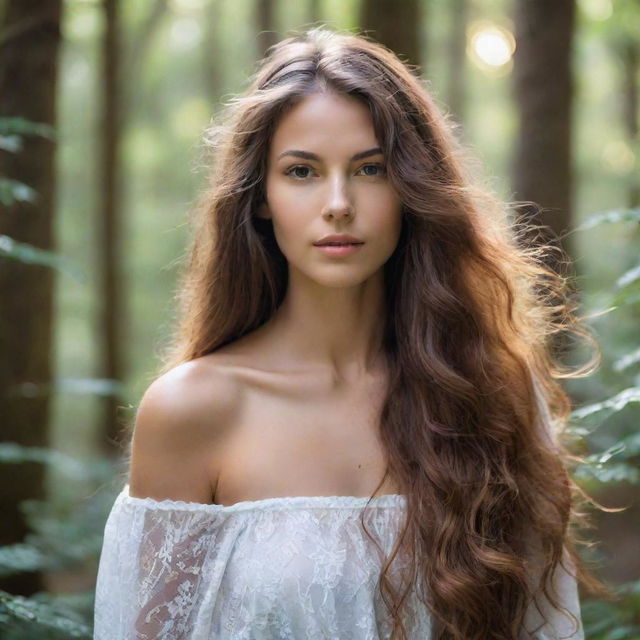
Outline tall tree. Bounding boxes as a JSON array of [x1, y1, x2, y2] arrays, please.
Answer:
[[125, 0, 169, 114], [256, 0, 278, 58], [0, 0, 63, 595], [202, 0, 223, 106], [512, 0, 576, 269], [620, 36, 639, 209], [445, 0, 469, 126], [359, 0, 421, 71], [309, 0, 322, 25], [98, 0, 126, 455]]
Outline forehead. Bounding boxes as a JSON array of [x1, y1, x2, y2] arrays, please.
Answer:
[[269, 92, 379, 158]]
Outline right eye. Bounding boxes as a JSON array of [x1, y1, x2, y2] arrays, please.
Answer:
[[284, 165, 315, 180]]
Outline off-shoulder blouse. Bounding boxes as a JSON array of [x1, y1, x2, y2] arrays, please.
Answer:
[[93, 484, 584, 639]]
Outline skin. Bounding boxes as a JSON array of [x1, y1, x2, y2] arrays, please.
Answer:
[[129, 91, 406, 504], [254, 90, 404, 384], [202, 91, 406, 503]]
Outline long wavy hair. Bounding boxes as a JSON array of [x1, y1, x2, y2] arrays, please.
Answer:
[[148, 26, 615, 640]]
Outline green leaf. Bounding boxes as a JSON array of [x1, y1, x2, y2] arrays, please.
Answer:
[[0, 235, 86, 282], [0, 117, 55, 139], [0, 544, 51, 579], [53, 377, 125, 397], [575, 206, 640, 230], [5, 377, 125, 399], [613, 347, 640, 372], [0, 179, 37, 205], [587, 441, 628, 465], [0, 444, 106, 481], [616, 264, 640, 289], [618, 432, 640, 459], [0, 590, 91, 638], [573, 461, 640, 484], [571, 387, 640, 424], [0, 135, 22, 152]]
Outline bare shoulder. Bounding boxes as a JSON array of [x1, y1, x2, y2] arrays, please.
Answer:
[[128, 356, 242, 503]]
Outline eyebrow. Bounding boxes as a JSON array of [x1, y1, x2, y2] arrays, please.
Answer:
[[276, 147, 383, 162]]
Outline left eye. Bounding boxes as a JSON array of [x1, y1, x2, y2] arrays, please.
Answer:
[[359, 163, 385, 176]]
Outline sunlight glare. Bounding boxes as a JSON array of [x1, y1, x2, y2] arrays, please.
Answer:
[[469, 21, 515, 70]]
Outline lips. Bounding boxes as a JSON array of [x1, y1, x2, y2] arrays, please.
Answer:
[[317, 242, 363, 246], [313, 234, 365, 246]]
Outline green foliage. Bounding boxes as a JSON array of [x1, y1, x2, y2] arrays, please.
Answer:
[[0, 234, 86, 281], [0, 590, 92, 639], [0, 115, 82, 281], [0, 179, 37, 206], [0, 443, 116, 636], [0, 117, 54, 208], [569, 206, 640, 639], [581, 579, 640, 640], [0, 112, 104, 635]]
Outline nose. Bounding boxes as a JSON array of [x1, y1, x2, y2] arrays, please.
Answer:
[[321, 174, 354, 219]]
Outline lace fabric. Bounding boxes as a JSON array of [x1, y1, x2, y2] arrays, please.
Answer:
[[93, 484, 584, 639]]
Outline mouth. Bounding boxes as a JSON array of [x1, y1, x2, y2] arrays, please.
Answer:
[[313, 243, 364, 256], [312, 240, 365, 246]]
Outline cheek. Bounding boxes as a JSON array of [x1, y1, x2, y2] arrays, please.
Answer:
[[365, 192, 403, 245], [265, 190, 312, 253]]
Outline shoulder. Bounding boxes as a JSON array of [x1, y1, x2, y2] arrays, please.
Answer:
[[128, 356, 242, 503], [135, 356, 241, 436]]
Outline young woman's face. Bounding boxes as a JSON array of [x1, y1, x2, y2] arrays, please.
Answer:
[[259, 91, 403, 288]]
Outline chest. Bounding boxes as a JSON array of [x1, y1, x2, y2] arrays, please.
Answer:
[[213, 374, 399, 505]]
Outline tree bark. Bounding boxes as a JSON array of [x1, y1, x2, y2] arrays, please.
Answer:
[[512, 0, 576, 364], [256, 0, 278, 58], [359, 0, 421, 71], [446, 0, 469, 126], [621, 37, 639, 208], [0, 0, 62, 596], [309, 0, 321, 25], [512, 0, 576, 265], [98, 0, 126, 455], [202, 0, 223, 106], [124, 0, 169, 115]]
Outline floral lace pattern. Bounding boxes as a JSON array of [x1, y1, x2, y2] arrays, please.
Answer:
[[94, 485, 583, 639]]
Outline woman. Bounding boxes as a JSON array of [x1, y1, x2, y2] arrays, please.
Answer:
[[94, 26, 610, 639]]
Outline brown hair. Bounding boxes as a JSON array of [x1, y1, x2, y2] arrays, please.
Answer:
[[153, 26, 615, 639]]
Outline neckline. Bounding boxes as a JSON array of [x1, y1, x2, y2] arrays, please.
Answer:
[[120, 484, 407, 513]]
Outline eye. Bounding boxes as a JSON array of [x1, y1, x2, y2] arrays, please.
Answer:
[[284, 165, 315, 180], [357, 163, 386, 177]]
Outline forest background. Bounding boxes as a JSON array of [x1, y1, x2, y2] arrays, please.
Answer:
[[0, 0, 639, 637]]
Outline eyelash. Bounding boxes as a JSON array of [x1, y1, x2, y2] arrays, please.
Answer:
[[284, 163, 386, 180]]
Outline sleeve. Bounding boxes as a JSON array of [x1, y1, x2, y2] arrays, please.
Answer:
[[521, 547, 584, 640], [524, 373, 585, 638], [93, 490, 226, 640]]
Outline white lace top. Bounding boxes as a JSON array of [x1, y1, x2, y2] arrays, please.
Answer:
[[93, 484, 584, 639]]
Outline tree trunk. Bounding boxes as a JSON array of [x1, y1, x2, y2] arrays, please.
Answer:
[[124, 0, 169, 115], [0, 0, 62, 596], [202, 0, 223, 106], [621, 37, 639, 208], [256, 0, 278, 58], [446, 0, 469, 126], [309, 0, 321, 25], [512, 0, 576, 363], [512, 0, 576, 265], [359, 0, 421, 71], [98, 0, 126, 455]]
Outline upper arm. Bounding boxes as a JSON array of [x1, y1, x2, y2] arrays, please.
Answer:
[[128, 359, 238, 504]]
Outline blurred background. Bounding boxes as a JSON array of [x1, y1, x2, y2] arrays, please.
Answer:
[[0, 0, 639, 637]]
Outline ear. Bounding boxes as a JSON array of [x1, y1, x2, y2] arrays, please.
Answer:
[[256, 200, 272, 220]]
